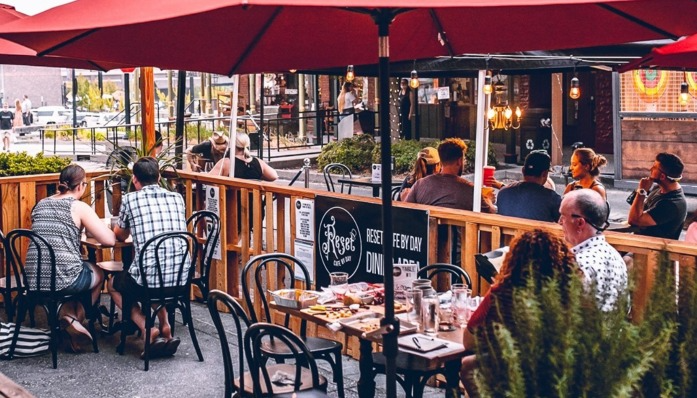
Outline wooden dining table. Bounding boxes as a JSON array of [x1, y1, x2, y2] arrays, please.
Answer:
[[270, 302, 468, 398]]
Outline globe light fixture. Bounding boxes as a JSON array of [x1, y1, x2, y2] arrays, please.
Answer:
[[486, 73, 522, 131], [409, 69, 420, 89], [569, 76, 581, 100], [345, 65, 355, 82]]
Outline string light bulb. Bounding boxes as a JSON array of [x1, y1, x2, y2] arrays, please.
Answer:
[[680, 71, 690, 105], [409, 70, 420, 89], [569, 76, 581, 100], [345, 65, 355, 82], [483, 71, 492, 95]]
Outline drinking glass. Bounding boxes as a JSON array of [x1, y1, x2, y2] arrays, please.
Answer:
[[329, 272, 349, 299], [452, 287, 472, 328], [412, 279, 432, 289], [406, 288, 423, 327], [421, 292, 439, 337]]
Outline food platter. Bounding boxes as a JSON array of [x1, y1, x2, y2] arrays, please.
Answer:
[[339, 312, 417, 335]]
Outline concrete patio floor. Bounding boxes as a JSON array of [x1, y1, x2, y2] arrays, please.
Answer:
[[1, 295, 447, 398]]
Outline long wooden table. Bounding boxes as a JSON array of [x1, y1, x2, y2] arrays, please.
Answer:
[[270, 303, 467, 398]]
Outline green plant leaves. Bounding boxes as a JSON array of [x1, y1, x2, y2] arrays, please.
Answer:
[[0, 152, 70, 177]]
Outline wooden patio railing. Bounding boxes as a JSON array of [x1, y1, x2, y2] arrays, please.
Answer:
[[1, 169, 695, 355]]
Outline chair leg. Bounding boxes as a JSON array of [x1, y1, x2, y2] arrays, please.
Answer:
[[47, 303, 59, 369], [183, 301, 203, 362], [332, 350, 345, 398], [143, 304, 153, 371], [2, 293, 13, 322], [7, 300, 27, 359]]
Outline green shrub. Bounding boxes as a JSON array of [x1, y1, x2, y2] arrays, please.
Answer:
[[474, 251, 697, 398], [319, 136, 499, 175], [0, 152, 71, 177], [317, 134, 376, 172]]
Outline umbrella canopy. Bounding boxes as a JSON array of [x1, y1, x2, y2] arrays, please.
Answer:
[[1, 0, 696, 75], [4, 2, 697, 396], [0, 4, 131, 71], [619, 35, 697, 72]]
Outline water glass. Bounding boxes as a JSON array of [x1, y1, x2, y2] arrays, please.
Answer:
[[412, 279, 432, 289], [329, 272, 349, 298], [406, 288, 423, 326], [421, 293, 440, 337], [452, 287, 472, 328]]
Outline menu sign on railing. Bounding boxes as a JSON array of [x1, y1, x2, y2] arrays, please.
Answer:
[[314, 195, 428, 288]]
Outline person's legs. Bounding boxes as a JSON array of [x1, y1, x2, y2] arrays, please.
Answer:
[[460, 354, 479, 398], [110, 272, 160, 344]]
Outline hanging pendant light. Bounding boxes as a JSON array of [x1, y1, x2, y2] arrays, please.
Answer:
[[345, 65, 355, 82], [569, 76, 581, 100], [409, 70, 420, 89], [483, 71, 492, 95], [680, 71, 690, 105]]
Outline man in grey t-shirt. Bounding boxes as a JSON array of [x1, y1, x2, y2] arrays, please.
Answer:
[[489, 150, 561, 223], [405, 138, 494, 263]]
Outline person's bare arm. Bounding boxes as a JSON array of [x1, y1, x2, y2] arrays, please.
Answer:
[[258, 158, 278, 181], [628, 178, 657, 227], [76, 201, 115, 246]]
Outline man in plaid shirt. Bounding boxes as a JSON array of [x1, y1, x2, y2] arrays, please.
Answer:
[[109, 157, 188, 357]]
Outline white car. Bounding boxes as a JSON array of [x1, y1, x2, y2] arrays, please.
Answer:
[[34, 106, 70, 126]]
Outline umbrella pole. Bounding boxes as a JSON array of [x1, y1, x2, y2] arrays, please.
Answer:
[[376, 10, 399, 398], [175, 71, 186, 169]]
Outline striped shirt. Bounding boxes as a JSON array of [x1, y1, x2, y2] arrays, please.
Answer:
[[26, 197, 82, 291], [118, 184, 188, 288]]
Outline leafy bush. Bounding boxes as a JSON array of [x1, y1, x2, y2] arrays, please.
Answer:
[[319, 136, 499, 175], [317, 134, 376, 172], [0, 152, 71, 177], [474, 251, 697, 397]]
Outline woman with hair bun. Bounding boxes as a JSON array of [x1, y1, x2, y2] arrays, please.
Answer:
[[564, 147, 608, 200], [209, 132, 278, 181], [398, 146, 440, 201], [26, 164, 115, 352]]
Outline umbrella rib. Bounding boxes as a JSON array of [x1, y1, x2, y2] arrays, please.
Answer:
[[429, 9, 454, 57], [597, 4, 679, 40], [37, 28, 100, 57], [86, 60, 108, 72], [227, 7, 283, 76]]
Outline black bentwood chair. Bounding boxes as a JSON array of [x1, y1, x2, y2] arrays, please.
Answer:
[[187, 210, 221, 303], [322, 163, 352, 194], [0, 229, 24, 323], [241, 253, 344, 397], [118, 231, 203, 371], [245, 323, 329, 398], [374, 263, 472, 397], [5, 229, 99, 368], [207, 290, 253, 398]]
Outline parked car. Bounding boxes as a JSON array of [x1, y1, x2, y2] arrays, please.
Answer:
[[33, 106, 70, 126]]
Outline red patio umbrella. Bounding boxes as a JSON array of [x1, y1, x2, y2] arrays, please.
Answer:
[[0, 4, 130, 71], [4, 1, 697, 396], [0, 0, 696, 75], [619, 34, 697, 72]]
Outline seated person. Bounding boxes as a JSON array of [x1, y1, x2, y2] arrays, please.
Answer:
[[460, 229, 578, 397], [27, 164, 115, 352], [398, 146, 440, 201], [208, 132, 277, 181], [488, 150, 561, 222], [109, 157, 188, 357], [185, 131, 229, 171]]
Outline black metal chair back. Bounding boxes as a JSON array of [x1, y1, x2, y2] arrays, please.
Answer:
[[187, 210, 220, 301], [5, 229, 97, 367], [323, 163, 352, 194], [417, 263, 472, 290], [391, 185, 402, 201], [241, 253, 312, 328], [122, 230, 203, 370], [244, 323, 323, 397], [207, 290, 251, 398], [0, 229, 20, 322]]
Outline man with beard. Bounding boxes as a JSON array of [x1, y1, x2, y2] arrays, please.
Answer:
[[405, 138, 494, 263], [628, 152, 687, 240]]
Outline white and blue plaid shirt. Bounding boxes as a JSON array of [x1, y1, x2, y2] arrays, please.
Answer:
[[118, 184, 189, 288]]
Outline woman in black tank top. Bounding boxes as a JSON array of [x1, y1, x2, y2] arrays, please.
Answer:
[[564, 148, 607, 200]]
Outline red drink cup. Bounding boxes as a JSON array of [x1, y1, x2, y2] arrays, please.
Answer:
[[483, 166, 496, 186]]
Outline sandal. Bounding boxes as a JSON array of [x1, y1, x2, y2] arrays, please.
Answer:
[[141, 337, 167, 360], [60, 316, 93, 348], [162, 337, 181, 357]]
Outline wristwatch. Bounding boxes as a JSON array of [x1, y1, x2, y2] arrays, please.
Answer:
[[637, 188, 648, 198]]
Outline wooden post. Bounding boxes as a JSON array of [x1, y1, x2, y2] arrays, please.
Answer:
[[551, 73, 564, 166], [140, 67, 156, 156]]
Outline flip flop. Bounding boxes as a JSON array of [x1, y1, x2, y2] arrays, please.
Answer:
[[60, 316, 93, 348], [141, 337, 167, 360], [162, 337, 181, 357]]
